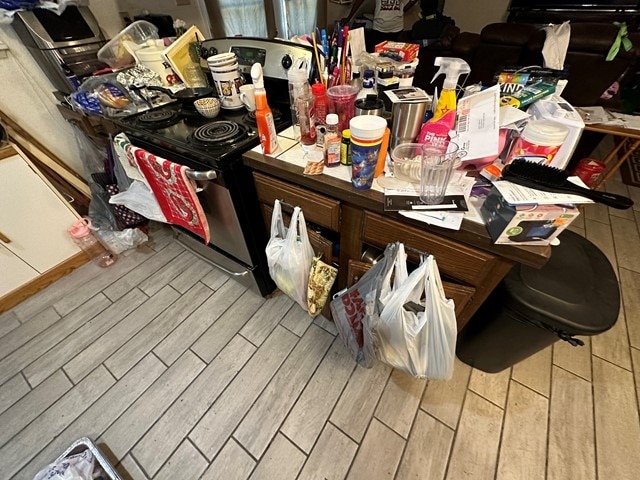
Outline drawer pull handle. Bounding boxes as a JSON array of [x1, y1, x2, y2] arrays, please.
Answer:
[[0, 231, 11, 243], [405, 244, 429, 256], [279, 198, 296, 210], [186, 169, 218, 181]]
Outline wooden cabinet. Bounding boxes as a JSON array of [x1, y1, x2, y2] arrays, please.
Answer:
[[245, 148, 549, 331], [253, 172, 341, 231], [0, 145, 87, 312]]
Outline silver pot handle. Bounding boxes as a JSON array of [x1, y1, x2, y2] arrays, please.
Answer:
[[186, 169, 218, 181]]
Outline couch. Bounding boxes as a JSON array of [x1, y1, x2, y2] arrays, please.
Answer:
[[413, 22, 640, 108]]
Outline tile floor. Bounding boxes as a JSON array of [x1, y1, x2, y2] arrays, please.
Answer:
[[1, 169, 640, 480]]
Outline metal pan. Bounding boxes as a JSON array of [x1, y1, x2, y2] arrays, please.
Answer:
[[146, 86, 214, 107]]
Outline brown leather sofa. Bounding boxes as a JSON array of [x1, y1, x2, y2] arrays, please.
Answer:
[[413, 22, 640, 107]]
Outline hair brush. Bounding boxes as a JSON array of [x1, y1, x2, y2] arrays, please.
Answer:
[[502, 159, 633, 210]]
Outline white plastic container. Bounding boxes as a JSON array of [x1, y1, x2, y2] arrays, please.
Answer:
[[136, 44, 173, 85], [527, 96, 585, 170], [98, 21, 159, 69], [507, 119, 569, 166]]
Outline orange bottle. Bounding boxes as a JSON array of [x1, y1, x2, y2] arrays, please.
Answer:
[[251, 63, 279, 155]]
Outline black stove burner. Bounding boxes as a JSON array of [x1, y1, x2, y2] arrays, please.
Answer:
[[244, 108, 282, 126], [190, 121, 250, 146], [137, 109, 180, 128]]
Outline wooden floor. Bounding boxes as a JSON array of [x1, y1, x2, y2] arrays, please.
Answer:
[[1, 180, 640, 480]]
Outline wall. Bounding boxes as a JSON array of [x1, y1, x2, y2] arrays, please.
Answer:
[[443, 0, 510, 34], [0, 26, 87, 176]]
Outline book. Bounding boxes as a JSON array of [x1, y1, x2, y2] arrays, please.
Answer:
[[162, 25, 205, 88]]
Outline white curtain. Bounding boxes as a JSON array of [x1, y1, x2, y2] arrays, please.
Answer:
[[276, 0, 317, 38], [218, 0, 268, 37], [216, 0, 316, 39]]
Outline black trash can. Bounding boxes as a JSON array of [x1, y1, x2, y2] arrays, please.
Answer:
[[456, 230, 620, 373]]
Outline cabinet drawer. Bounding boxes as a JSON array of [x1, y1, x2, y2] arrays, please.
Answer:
[[254, 172, 340, 231], [261, 204, 333, 262], [346, 260, 474, 319], [362, 212, 497, 286]]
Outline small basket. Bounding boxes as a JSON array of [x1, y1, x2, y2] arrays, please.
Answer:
[[54, 438, 121, 480], [194, 97, 220, 118]]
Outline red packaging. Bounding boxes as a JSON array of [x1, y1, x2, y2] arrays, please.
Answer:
[[374, 41, 420, 61]]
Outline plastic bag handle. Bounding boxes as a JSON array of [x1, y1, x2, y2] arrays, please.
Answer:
[[270, 199, 286, 240]]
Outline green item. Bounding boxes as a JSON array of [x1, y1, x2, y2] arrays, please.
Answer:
[[606, 22, 633, 61]]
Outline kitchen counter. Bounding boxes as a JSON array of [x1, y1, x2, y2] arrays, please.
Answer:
[[243, 138, 552, 330]]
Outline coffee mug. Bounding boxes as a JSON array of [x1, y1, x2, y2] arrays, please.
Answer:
[[239, 84, 256, 112]]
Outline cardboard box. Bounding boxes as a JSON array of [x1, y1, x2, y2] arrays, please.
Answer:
[[374, 41, 420, 62], [480, 187, 579, 245]]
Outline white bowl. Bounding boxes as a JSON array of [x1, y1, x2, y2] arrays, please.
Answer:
[[194, 97, 220, 118]]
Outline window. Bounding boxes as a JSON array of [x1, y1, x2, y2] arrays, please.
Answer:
[[206, 0, 319, 39]]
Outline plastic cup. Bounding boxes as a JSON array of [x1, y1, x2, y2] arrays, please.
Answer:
[[349, 116, 387, 190], [327, 85, 359, 133], [420, 143, 459, 204]]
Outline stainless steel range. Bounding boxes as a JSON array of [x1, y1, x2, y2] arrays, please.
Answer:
[[116, 38, 313, 296]]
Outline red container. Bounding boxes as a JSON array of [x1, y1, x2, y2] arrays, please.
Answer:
[[572, 158, 606, 188]]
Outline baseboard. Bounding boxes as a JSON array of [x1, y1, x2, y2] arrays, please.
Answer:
[[0, 252, 89, 314]]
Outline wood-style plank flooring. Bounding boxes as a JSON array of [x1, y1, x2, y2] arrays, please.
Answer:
[[1, 176, 640, 480]]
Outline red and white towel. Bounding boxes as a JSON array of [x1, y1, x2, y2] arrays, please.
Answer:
[[133, 147, 210, 244]]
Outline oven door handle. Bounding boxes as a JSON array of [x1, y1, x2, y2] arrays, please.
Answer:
[[186, 169, 218, 181]]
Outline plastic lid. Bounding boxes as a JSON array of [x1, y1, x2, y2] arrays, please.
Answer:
[[521, 120, 569, 146], [311, 83, 326, 95], [503, 230, 619, 334], [68, 218, 91, 239], [326, 113, 339, 125], [250, 63, 264, 89], [342, 129, 351, 139]]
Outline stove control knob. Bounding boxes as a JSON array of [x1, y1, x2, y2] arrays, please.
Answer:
[[281, 54, 293, 70], [202, 47, 218, 59]]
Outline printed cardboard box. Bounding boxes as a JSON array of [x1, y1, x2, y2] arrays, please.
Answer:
[[480, 187, 579, 245]]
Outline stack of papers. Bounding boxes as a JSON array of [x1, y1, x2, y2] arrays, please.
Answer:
[[493, 177, 594, 205]]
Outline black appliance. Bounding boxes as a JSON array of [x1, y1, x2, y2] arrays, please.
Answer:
[[116, 38, 313, 297], [12, 3, 106, 94]]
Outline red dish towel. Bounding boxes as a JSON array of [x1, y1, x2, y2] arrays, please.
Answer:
[[133, 147, 210, 244]]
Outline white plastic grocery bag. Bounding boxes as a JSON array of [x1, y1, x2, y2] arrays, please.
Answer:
[[370, 253, 457, 379], [331, 242, 400, 367], [265, 200, 314, 310]]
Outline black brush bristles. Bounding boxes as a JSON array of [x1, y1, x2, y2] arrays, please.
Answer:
[[500, 158, 634, 210], [503, 159, 567, 187]]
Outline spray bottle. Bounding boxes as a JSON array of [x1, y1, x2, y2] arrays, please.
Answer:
[[417, 57, 470, 151], [251, 63, 279, 155]]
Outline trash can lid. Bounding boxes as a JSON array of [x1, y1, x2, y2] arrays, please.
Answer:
[[503, 230, 620, 335]]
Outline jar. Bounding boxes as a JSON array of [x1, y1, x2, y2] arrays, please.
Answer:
[[341, 129, 352, 166], [572, 158, 606, 188], [68, 218, 117, 268], [507, 120, 569, 165]]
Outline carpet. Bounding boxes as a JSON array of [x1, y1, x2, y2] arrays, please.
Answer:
[[621, 150, 640, 187]]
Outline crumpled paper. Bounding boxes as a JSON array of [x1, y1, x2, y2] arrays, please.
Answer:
[[542, 21, 571, 70]]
